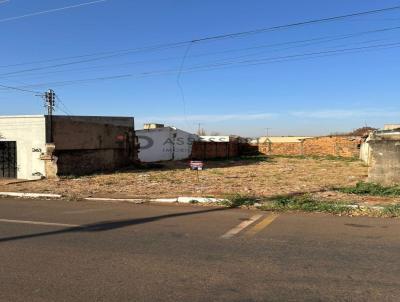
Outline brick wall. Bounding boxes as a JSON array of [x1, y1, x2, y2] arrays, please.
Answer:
[[191, 142, 239, 160], [259, 136, 362, 158], [302, 136, 361, 157], [259, 142, 302, 156]]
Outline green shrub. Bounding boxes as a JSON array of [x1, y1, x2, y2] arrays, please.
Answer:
[[382, 204, 400, 217]]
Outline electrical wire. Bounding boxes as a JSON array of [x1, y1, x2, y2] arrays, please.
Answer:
[[176, 43, 193, 125], [55, 95, 73, 115], [0, 44, 183, 77], [0, 0, 107, 23], [2, 5, 400, 97], [5, 40, 400, 91], [0, 83, 40, 94], [1, 4, 400, 71], [2, 24, 400, 81]]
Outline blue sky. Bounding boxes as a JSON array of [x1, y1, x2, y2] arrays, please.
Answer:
[[0, 0, 400, 136]]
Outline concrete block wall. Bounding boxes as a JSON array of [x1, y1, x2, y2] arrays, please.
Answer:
[[48, 116, 137, 176], [56, 149, 133, 176], [367, 131, 400, 185]]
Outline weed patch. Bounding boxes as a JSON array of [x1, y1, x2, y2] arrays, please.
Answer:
[[271, 155, 359, 162], [338, 182, 400, 196], [206, 155, 270, 163], [259, 194, 354, 214], [221, 194, 260, 208], [381, 204, 400, 217]]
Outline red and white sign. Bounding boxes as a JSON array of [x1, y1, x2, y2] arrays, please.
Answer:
[[190, 160, 204, 170]]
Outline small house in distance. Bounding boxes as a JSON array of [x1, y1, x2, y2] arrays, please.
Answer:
[[0, 115, 138, 179]]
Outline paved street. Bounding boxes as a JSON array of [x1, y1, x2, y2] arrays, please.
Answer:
[[0, 198, 399, 302]]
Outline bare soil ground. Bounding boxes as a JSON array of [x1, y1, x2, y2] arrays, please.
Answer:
[[1, 156, 380, 202]]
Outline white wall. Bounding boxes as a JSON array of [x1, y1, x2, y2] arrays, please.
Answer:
[[137, 127, 197, 162], [0, 116, 47, 179], [174, 129, 198, 160], [360, 140, 372, 165]]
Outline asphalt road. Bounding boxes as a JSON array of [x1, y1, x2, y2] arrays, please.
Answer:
[[0, 198, 399, 302]]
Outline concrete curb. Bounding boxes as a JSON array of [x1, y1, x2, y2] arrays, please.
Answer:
[[84, 197, 146, 204], [0, 192, 225, 204], [178, 197, 226, 203], [0, 192, 62, 199], [151, 197, 226, 203], [346, 204, 385, 210], [150, 198, 178, 203]]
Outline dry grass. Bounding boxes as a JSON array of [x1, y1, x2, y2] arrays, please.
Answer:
[[0, 156, 369, 200]]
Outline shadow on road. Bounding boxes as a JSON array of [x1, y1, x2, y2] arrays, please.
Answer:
[[0, 207, 228, 243]]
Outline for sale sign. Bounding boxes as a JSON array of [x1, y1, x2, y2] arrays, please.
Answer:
[[190, 160, 204, 170]]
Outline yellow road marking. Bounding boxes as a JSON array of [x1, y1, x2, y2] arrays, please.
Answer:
[[245, 213, 279, 237], [220, 214, 263, 239]]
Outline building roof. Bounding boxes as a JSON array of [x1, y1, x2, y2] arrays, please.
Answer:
[[199, 136, 230, 142], [258, 136, 313, 143], [384, 124, 400, 131]]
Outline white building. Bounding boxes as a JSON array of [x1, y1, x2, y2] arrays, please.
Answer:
[[136, 125, 198, 162], [0, 116, 47, 179]]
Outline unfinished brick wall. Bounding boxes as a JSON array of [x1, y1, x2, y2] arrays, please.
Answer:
[[191, 142, 239, 160], [259, 142, 302, 156], [259, 136, 362, 158], [302, 136, 361, 157]]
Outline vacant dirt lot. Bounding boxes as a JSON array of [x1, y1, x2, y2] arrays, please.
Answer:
[[0, 156, 369, 200]]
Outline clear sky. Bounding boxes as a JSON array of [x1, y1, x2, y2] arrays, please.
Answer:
[[0, 0, 399, 136]]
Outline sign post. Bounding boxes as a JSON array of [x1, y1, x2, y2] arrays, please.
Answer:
[[189, 160, 204, 182]]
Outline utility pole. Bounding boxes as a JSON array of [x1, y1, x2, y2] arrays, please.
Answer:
[[265, 128, 272, 138], [45, 89, 55, 116], [44, 89, 56, 142], [195, 122, 205, 135]]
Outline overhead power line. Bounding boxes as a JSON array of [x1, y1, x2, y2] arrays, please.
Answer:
[[5, 40, 400, 91], [190, 5, 400, 43], [55, 95, 73, 115], [0, 83, 40, 94], [0, 44, 184, 77], [2, 5, 400, 96], [0, 0, 107, 23], [1, 4, 400, 71], [2, 25, 400, 80]]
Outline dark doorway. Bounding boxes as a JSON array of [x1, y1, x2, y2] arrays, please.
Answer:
[[0, 141, 17, 178]]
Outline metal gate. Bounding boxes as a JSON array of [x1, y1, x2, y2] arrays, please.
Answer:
[[0, 141, 17, 178]]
